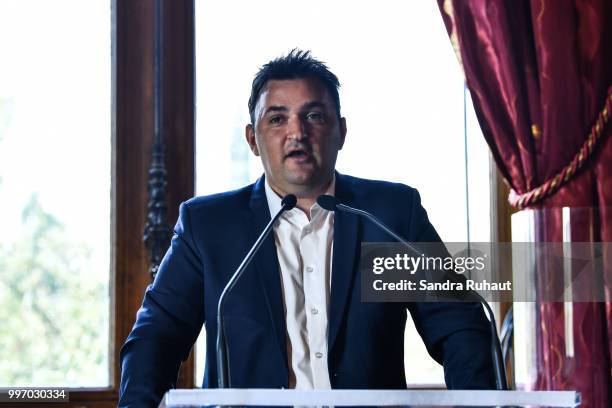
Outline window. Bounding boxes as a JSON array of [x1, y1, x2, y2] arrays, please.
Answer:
[[194, 0, 491, 386], [1, 1, 198, 405], [0, 0, 111, 387]]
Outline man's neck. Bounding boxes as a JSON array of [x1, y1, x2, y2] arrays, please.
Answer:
[[295, 197, 317, 216], [267, 177, 335, 219], [291, 187, 329, 218]]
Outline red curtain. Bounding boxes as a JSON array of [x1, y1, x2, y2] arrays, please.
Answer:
[[437, 0, 611, 406]]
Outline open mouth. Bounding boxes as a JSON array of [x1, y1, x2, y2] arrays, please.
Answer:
[[285, 149, 310, 160]]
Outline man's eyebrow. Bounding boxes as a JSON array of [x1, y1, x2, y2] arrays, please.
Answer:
[[261, 101, 327, 117], [302, 101, 327, 110], [263, 105, 288, 116]]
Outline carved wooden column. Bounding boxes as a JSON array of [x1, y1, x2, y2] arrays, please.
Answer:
[[143, 0, 171, 280], [116, 0, 195, 391]]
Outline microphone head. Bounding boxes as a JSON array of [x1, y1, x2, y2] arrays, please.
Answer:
[[317, 195, 339, 211], [281, 194, 297, 210]]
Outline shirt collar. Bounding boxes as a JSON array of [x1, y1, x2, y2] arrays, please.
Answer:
[[264, 175, 336, 219]]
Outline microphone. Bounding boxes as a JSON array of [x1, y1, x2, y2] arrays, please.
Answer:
[[216, 194, 297, 388], [316, 194, 508, 390]]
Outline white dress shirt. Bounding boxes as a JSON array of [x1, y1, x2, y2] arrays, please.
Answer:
[[265, 179, 335, 390]]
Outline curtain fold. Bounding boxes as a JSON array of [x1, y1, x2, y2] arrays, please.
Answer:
[[437, 1, 612, 406]]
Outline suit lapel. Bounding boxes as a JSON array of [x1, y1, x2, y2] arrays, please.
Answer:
[[248, 176, 289, 373], [328, 173, 361, 352]]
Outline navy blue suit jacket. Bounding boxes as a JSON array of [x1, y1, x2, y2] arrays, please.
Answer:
[[119, 173, 495, 407]]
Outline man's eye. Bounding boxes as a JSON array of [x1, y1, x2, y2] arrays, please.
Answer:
[[306, 112, 324, 121], [269, 116, 284, 124]]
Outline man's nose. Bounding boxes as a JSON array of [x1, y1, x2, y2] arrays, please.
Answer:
[[287, 116, 307, 141]]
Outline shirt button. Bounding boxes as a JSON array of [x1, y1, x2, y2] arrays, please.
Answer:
[[306, 266, 314, 273], [303, 226, 312, 234], [315, 352, 323, 359], [311, 308, 319, 315]]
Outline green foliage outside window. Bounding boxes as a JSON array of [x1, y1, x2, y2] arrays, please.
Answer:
[[0, 99, 109, 386]]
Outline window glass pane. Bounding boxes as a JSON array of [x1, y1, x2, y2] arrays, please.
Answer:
[[0, 0, 111, 387], [195, 0, 490, 386]]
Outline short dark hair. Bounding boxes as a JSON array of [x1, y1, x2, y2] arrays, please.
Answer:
[[248, 49, 341, 124]]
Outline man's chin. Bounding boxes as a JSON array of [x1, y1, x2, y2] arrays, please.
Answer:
[[284, 176, 316, 188], [279, 171, 332, 194]]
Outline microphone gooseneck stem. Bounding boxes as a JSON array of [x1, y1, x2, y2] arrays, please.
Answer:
[[336, 204, 424, 257], [216, 198, 294, 389], [334, 201, 508, 390], [478, 292, 508, 391]]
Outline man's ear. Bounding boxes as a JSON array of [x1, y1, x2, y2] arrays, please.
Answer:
[[338, 117, 347, 150], [245, 124, 260, 156]]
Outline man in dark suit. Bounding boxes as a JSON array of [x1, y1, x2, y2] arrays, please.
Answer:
[[119, 50, 495, 407]]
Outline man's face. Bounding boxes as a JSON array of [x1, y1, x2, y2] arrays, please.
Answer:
[[246, 77, 346, 197]]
